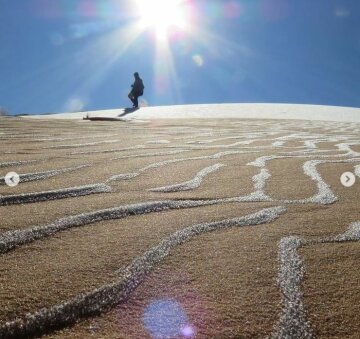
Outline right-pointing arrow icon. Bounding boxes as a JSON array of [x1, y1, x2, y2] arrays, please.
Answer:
[[341, 172, 356, 187]]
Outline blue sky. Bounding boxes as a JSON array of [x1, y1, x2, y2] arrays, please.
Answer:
[[0, 0, 359, 115]]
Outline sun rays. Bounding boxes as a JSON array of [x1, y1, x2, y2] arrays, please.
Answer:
[[27, 0, 245, 110]]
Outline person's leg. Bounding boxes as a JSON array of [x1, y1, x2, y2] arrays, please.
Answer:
[[128, 91, 135, 106], [133, 95, 139, 108]]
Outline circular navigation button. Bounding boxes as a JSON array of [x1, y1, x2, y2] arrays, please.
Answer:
[[340, 172, 356, 187], [5, 172, 20, 187]]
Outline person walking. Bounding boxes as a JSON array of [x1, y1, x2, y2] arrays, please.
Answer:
[[128, 72, 144, 108]]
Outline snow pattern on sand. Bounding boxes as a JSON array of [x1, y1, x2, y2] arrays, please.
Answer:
[[1, 114, 360, 337]]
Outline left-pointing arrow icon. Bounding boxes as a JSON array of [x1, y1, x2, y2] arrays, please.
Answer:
[[4, 172, 20, 187]]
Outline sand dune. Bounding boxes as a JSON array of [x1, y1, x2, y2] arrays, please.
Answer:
[[25, 103, 360, 122], [1, 104, 360, 338]]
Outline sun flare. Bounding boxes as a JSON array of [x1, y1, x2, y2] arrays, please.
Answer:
[[135, 0, 188, 37]]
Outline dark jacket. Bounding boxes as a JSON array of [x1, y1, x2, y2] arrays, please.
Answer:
[[132, 77, 144, 96]]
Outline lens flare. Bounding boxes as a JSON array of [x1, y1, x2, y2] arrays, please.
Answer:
[[334, 8, 350, 17], [182, 324, 196, 337], [142, 299, 195, 338], [192, 54, 204, 67]]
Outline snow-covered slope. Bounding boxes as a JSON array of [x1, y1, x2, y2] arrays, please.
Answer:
[[24, 103, 360, 122]]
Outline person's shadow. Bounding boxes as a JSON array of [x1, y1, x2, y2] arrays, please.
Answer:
[[118, 107, 139, 117]]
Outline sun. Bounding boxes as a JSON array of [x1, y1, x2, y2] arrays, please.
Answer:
[[135, 0, 188, 38]]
